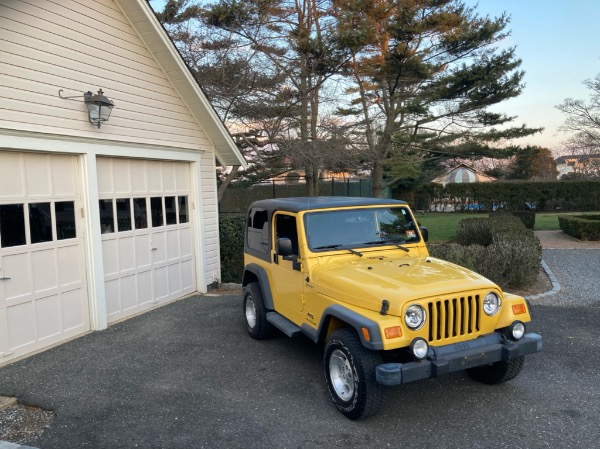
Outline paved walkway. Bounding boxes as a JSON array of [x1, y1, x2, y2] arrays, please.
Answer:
[[535, 230, 600, 249]]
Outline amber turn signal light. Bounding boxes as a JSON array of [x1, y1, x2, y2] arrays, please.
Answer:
[[512, 304, 527, 315], [384, 326, 402, 339], [361, 327, 371, 342]]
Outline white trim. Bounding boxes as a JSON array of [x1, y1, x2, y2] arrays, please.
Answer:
[[81, 153, 108, 330], [191, 161, 207, 293], [0, 130, 205, 161]]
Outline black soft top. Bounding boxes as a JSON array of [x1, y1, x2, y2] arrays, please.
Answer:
[[248, 196, 408, 214]]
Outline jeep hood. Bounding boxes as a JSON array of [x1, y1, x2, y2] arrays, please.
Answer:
[[310, 255, 497, 316]]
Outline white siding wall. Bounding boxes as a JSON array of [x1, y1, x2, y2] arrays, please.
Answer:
[[200, 151, 221, 283], [0, 0, 211, 151]]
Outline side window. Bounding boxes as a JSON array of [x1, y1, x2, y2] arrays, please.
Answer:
[[246, 209, 269, 253], [275, 214, 299, 256]]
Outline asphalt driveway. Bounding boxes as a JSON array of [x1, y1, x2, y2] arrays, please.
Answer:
[[1, 247, 600, 448]]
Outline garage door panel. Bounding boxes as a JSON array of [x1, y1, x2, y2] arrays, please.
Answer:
[[181, 259, 194, 291], [153, 266, 169, 301], [118, 237, 136, 272], [105, 279, 121, 317], [51, 155, 78, 196], [35, 294, 61, 340], [113, 161, 131, 194], [167, 263, 182, 295], [61, 289, 86, 331], [131, 162, 147, 194], [148, 163, 162, 193], [57, 245, 83, 287], [137, 270, 153, 306], [97, 158, 114, 195], [120, 275, 138, 311], [102, 239, 119, 276], [0, 152, 25, 198], [166, 230, 180, 260], [135, 234, 151, 268], [151, 232, 167, 264], [180, 228, 193, 257], [31, 248, 58, 293], [175, 164, 190, 192], [162, 162, 176, 193], [2, 252, 32, 301], [24, 154, 51, 197], [7, 302, 35, 350]]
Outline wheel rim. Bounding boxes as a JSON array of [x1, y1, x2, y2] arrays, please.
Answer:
[[245, 296, 257, 329], [329, 349, 355, 401]]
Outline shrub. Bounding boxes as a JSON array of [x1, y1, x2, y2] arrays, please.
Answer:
[[219, 214, 246, 283], [456, 218, 492, 246], [558, 215, 600, 240], [511, 211, 536, 229], [429, 214, 541, 289]]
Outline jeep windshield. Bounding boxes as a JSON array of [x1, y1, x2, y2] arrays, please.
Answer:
[[305, 207, 420, 252]]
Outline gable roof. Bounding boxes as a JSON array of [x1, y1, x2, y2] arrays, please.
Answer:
[[431, 163, 496, 186], [115, 0, 246, 167]]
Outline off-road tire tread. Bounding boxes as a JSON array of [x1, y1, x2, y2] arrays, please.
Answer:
[[324, 328, 384, 420], [243, 282, 273, 340]]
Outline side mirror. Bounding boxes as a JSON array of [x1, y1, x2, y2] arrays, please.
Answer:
[[419, 226, 429, 243], [276, 237, 293, 257]]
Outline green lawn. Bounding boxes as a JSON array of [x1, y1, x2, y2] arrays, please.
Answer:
[[415, 212, 588, 243]]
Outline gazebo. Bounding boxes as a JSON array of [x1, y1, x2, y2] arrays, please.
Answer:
[[431, 163, 497, 186]]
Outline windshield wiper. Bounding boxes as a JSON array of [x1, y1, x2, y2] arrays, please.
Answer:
[[313, 244, 363, 257], [362, 240, 410, 252]]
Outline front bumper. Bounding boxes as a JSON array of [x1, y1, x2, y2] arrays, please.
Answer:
[[376, 332, 543, 386]]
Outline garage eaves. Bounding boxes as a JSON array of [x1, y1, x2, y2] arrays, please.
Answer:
[[115, 0, 247, 168]]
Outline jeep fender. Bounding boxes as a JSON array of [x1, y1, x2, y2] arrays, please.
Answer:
[[302, 305, 384, 351], [242, 263, 274, 310]]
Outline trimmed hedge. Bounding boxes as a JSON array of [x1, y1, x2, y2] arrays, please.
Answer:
[[558, 214, 600, 241], [219, 214, 246, 283], [413, 180, 600, 212], [430, 214, 542, 289]]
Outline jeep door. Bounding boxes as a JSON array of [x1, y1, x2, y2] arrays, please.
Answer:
[[270, 212, 304, 313]]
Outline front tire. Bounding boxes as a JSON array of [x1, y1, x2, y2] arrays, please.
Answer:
[[243, 282, 273, 340], [324, 328, 384, 420], [466, 356, 525, 384]]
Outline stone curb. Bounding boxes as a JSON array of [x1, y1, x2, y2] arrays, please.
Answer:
[[0, 441, 38, 449], [525, 259, 561, 301]]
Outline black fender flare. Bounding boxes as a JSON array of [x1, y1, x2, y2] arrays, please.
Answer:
[[302, 304, 384, 351], [242, 263, 274, 310]]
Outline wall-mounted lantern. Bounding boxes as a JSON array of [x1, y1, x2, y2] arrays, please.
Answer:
[[59, 88, 115, 128]]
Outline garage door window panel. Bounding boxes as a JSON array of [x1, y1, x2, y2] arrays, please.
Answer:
[[55, 201, 76, 240], [29, 203, 52, 244], [0, 204, 26, 248], [151, 197, 164, 227], [178, 196, 188, 224], [99, 200, 115, 234], [165, 196, 177, 225], [116, 199, 132, 232], [133, 198, 148, 230]]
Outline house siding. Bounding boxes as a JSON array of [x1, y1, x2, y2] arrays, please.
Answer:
[[199, 151, 221, 282], [0, 0, 211, 150]]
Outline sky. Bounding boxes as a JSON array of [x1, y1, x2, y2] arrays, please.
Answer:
[[150, 0, 600, 154], [462, 0, 600, 153]]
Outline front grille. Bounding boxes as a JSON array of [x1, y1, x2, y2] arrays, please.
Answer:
[[427, 295, 480, 343]]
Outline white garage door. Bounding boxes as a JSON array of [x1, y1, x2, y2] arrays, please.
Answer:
[[97, 157, 196, 323], [0, 152, 90, 364]]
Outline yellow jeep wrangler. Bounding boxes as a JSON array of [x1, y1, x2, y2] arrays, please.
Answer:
[[242, 197, 542, 420]]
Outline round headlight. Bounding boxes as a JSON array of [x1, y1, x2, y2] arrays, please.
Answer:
[[410, 338, 429, 359], [405, 305, 426, 330], [483, 292, 501, 316], [510, 321, 525, 340]]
